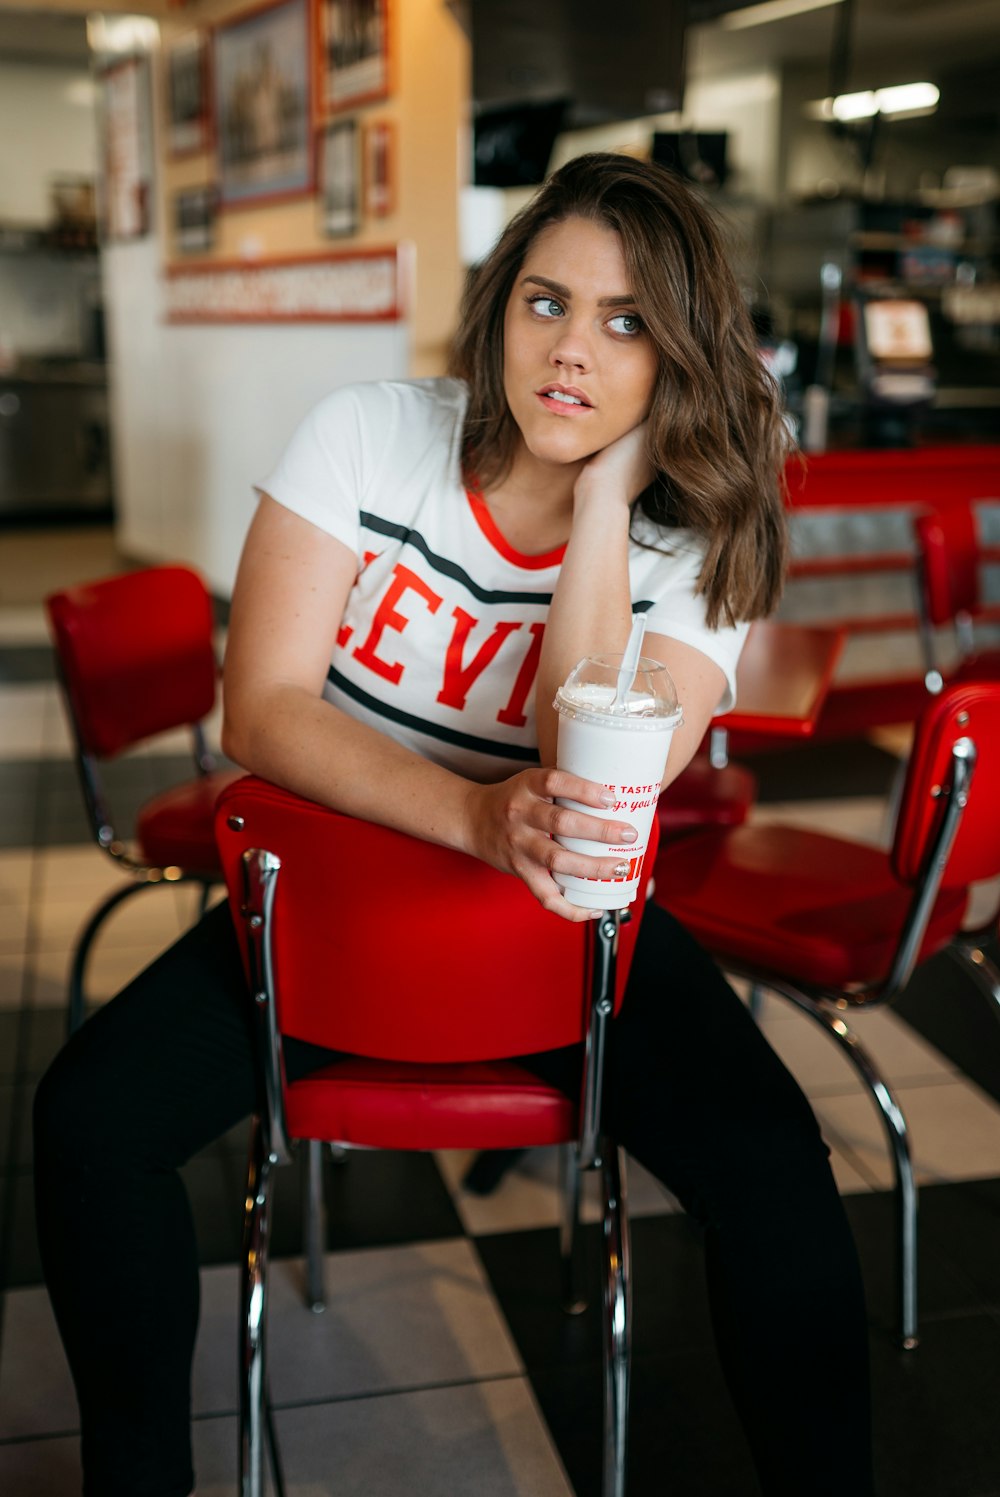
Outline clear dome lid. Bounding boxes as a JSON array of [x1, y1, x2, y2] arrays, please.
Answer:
[[554, 653, 682, 730]]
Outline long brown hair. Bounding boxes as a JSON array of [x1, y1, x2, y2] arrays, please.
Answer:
[[448, 152, 789, 627]]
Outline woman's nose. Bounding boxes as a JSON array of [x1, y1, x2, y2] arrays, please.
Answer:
[[548, 320, 592, 372]]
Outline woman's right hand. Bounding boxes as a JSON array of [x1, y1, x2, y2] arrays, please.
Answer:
[[463, 768, 639, 922]]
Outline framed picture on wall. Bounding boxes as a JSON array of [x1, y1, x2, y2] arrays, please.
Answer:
[[318, 0, 389, 115], [321, 118, 359, 236], [166, 32, 211, 157], [363, 119, 394, 217], [99, 57, 153, 241], [213, 0, 313, 207], [174, 186, 217, 254]]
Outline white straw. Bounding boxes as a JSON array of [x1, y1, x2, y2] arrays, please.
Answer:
[[612, 615, 647, 710]]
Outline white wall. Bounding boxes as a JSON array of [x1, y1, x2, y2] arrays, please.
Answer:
[[0, 63, 97, 223], [104, 237, 408, 595]]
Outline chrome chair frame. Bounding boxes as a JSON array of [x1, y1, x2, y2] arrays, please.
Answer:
[[237, 844, 633, 1497], [739, 731, 977, 1350], [59, 681, 219, 1036]]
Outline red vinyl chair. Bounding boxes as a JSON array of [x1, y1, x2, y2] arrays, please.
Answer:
[[46, 566, 243, 1035], [215, 776, 660, 1497], [657, 752, 757, 839], [914, 502, 1000, 693], [653, 680, 1000, 1350]]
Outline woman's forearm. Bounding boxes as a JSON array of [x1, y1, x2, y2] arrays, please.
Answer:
[[535, 496, 633, 765], [222, 683, 477, 851]]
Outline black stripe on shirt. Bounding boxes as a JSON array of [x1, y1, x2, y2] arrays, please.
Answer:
[[359, 509, 655, 615], [327, 665, 542, 763]]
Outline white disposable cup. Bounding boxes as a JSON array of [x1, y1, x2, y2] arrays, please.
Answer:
[[552, 653, 682, 909]]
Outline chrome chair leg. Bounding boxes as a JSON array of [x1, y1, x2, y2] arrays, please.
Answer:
[[240, 1117, 274, 1497], [304, 1139, 325, 1312], [771, 982, 919, 1348], [601, 1144, 631, 1497], [559, 1142, 587, 1314]]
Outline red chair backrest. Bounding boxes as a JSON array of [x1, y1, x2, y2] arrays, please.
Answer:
[[215, 775, 657, 1064], [46, 566, 218, 759], [914, 504, 980, 626], [892, 681, 1000, 888]]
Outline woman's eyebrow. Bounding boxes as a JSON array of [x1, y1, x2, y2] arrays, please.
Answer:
[[521, 274, 636, 308]]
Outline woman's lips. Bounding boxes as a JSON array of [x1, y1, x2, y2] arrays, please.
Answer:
[[535, 386, 594, 415]]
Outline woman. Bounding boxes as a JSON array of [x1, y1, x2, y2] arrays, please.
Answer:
[[34, 152, 875, 1496]]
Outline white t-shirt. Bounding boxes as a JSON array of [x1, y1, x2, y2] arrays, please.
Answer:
[[259, 378, 749, 782]]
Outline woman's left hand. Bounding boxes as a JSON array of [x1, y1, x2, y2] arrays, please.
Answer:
[[573, 421, 654, 513]]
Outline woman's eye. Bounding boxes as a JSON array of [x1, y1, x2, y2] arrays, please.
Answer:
[[527, 295, 564, 318], [608, 313, 643, 336]]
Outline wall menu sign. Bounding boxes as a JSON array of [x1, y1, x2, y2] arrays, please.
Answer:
[[164, 246, 407, 322]]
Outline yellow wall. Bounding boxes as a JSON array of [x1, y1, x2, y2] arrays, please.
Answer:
[[159, 0, 469, 374]]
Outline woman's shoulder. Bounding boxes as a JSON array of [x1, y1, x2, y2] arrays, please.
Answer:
[[308, 376, 467, 433], [628, 510, 706, 571]]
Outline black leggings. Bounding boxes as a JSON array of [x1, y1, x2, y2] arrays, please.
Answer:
[[33, 900, 874, 1497]]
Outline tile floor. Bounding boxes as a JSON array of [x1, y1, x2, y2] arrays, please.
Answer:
[[2, 525, 1000, 1495]]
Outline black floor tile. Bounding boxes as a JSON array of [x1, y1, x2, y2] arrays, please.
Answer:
[[744, 738, 903, 803], [1, 1171, 41, 1288], [530, 1348, 762, 1497], [842, 1187, 1000, 1334], [0, 792, 41, 849], [319, 1149, 464, 1251], [0, 645, 56, 684], [869, 1312, 1000, 1497], [476, 1215, 715, 1373], [0, 1079, 32, 1170], [916, 1179, 1000, 1312], [895, 944, 1000, 1108]]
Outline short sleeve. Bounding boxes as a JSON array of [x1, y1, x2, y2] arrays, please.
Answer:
[[634, 532, 750, 715], [255, 384, 373, 555]]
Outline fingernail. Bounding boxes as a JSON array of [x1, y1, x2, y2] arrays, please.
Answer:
[[589, 909, 604, 918], [600, 792, 616, 807], [620, 826, 638, 843]]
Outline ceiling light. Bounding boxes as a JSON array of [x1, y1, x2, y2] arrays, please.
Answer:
[[87, 14, 160, 56], [721, 0, 844, 30], [807, 82, 940, 122]]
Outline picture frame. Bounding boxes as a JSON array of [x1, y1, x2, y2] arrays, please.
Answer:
[[363, 119, 394, 218], [321, 118, 360, 237], [213, 0, 313, 208], [99, 57, 153, 242], [166, 32, 211, 157], [174, 186, 217, 255], [318, 0, 389, 116]]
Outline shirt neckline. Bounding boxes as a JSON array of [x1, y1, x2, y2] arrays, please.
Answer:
[[465, 487, 567, 571]]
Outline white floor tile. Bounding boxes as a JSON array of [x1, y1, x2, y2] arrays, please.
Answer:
[[193, 1240, 522, 1417], [757, 1004, 957, 1097], [0, 685, 50, 758], [748, 795, 891, 848], [825, 1142, 878, 1194], [0, 605, 51, 644], [0, 847, 34, 950], [813, 1077, 1000, 1189], [0, 1286, 78, 1438]]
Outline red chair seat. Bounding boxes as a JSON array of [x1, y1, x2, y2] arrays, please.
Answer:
[[285, 1058, 577, 1150], [136, 769, 244, 875], [658, 755, 756, 836], [654, 824, 968, 990]]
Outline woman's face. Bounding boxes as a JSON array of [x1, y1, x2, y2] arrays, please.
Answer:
[[502, 215, 659, 474]]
